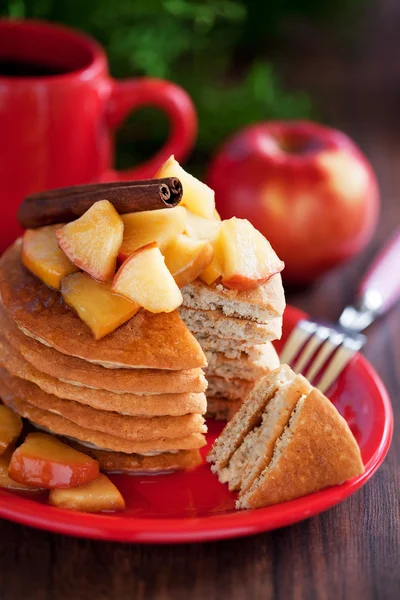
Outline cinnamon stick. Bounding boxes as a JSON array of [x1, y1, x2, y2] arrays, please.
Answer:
[[18, 178, 183, 229]]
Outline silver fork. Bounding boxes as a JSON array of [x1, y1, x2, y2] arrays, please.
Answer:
[[280, 229, 400, 393]]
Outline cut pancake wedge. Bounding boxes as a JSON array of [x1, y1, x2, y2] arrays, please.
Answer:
[[218, 374, 312, 491], [207, 365, 294, 470], [207, 365, 365, 508], [237, 388, 364, 508]]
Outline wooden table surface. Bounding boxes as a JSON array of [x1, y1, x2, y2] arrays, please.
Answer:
[[0, 5, 399, 600]]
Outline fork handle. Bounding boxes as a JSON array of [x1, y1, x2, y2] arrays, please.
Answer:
[[357, 228, 400, 315]]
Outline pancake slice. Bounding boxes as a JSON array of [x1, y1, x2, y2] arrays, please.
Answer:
[[181, 276, 285, 323], [179, 307, 282, 344], [66, 440, 202, 473], [0, 380, 206, 454], [206, 376, 254, 402], [206, 397, 242, 421], [207, 365, 294, 470], [236, 388, 365, 509], [0, 338, 207, 417], [0, 304, 207, 394], [205, 343, 280, 381], [0, 369, 206, 441], [0, 242, 206, 370], [218, 374, 312, 491]]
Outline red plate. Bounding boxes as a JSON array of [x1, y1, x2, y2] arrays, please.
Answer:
[[0, 305, 393, 543]]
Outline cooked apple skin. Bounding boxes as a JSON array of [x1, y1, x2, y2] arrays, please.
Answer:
[[112, 242, 183, 313], [57, 200, 123, 282], [8, 433, 100, 489]]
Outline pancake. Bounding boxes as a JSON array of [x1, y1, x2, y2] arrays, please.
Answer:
[[0, 379, 206, 453], [180, 307, 282, 344], [0, 304, 206, 394], [207, 376, 254, 402], [0, 242, 206, 370], [0, 369, 206, 441], [205, 343, 280, 381], [0, 338, 207, 416], [206, 397, 242, 421], [182, 275, 285, 323], [66, 440, 203, 473], [194, 335, 275, 360]]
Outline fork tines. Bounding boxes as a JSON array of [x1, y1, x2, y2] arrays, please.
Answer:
[[280, 320, 365, 393]]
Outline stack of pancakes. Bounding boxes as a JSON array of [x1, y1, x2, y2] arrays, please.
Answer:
[[179, 277, 285, 420], [0, 242, 208, 473]]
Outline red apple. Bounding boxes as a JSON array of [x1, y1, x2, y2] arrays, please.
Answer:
[[207, 121, 380, 284]]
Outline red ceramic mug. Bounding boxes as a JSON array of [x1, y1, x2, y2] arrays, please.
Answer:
[[0, 19, 197, 252]]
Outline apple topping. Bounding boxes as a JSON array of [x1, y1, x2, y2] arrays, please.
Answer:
[[8, 433, 100, 489], [184, 210, 221, 241], [119, 206, 186, 261], [163, 234, 214, 288], [218, 217, 285, 290], [156, 156, 215, 219], [22, 225, 79, 289], [198, 251, 223, 285], [112, 243, 183, 313], [61, 272, 139, 340], [57, 200, 123, 282], [0, 448, 43, 492], [49, 473, 125, 512], [0, 405, 23, 456]]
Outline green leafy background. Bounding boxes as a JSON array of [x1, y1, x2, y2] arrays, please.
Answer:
[[1, 0, 365, 174]]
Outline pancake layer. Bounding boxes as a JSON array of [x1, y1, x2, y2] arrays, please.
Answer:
[[0, 242, 206, 370]]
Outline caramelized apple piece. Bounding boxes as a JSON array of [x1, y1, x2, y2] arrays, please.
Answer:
[[22, 225, 79, 289], [156, 156, 215, 219], [61, 272, 139, 340], [184, 210, 221, 241], [0, 405, 23, 456], [119, 206, 186, 261], [57, 200, 123, 282], [8, 433, 100, 489], [198, 251, 223, 285], [112, 243, 183, 313], [219, 218, 285, 290], [0, 448, 43, 492], [49, 474, 125, 512], [163, 234, 214, 287]]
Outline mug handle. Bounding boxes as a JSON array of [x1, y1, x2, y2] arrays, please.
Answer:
[[105, 77, 197, 180]]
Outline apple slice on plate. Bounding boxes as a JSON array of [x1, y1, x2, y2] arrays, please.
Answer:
[[49, 473, 125, 512], [0, 448, 44, 492], [61, 272, 139, 340], [8, 432, 100, 489], [119, 206, 186, 261], [0, 405, 23, 456], [57, 200, 123, 282], [219, 218, 285, 290], [22, 225, 79, 290], [163, 234, 214, 287], [112, 243, 183, 313], [156, 156, 215, 219]]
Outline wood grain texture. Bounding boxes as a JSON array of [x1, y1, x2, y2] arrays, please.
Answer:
[[0, 1, 399, 597]]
